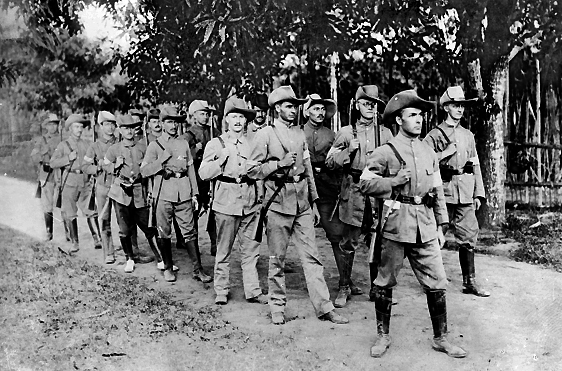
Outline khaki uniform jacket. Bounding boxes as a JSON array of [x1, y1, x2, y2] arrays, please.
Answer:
[[103, 139, 148, 207], [326, 122, 393, 227], [82, 136, 118, 188], [140, 132, 198, 203], [359, 132, 448, 244], [50, 136, 90, 188], [303, 121, 342, 201], [245, 122, 267, 143], [147, 132, 161, 144], [31, 133, 61, 185], [423, 122, 485, 204], [247, 119, 318, 216], [198, 132, 261, 216]]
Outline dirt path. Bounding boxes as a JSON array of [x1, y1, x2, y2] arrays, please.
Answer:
[[2, 175, 561, 370]]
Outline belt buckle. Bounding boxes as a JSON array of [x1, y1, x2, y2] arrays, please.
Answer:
[[174, 172, 181, 178], [413, 196, 422, 205], [235, 177, 242, 184], [293, 175, 300, 183], [314, 167, 321, 173]]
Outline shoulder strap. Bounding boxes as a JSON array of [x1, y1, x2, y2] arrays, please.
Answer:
[[271, 125, 290, 155], [155, 138, 165, 151], [64, 140, 73, 152], [436, 126, 451, 145], [385, 142, 406, 168], [217, 136, 226, 149]]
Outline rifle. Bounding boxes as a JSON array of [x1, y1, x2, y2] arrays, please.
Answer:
[[88, 114, 98, 211], [56, 142, 76, 208], [206, 113, 218, 232], [148, 139, 167, 228]]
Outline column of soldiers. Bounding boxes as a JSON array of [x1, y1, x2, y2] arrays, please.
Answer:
[[32, 84, 490, 358]]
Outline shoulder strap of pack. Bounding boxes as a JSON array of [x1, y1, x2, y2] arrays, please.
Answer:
[[436, 126, 451, 145], [385, 142, 406, 168]]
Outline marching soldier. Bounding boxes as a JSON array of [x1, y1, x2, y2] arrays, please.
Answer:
[[246, 93, 269, 142], [185, 99, 220, 256], [31, 114, 62, 241], [146, 108, 162, 144], [247, 85, 348, 325], [103, 114, 162, 273], [360, 89, 466, 358], [302, 94, 348, 301], [50, 114, 100, 252], [325, 85, 393, 307], [199, 96, 268, 305], [423, 86, 490, 297], [82, 111, 119, 263], [141, 106, 212, 283], [130, 109, 145, 142]]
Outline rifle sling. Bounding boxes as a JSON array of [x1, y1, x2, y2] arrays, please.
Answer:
[[436, 126, 451, 145]]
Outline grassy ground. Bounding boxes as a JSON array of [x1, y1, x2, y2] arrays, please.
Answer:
[[0, 226, 338, 371]]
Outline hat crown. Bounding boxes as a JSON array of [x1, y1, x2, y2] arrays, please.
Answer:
[[445, 86, 466, 100], [303, 93, 337, 119], [382, 89, 434, 123], [118, 114, 142, 126], [147, 108, 160, 119], [188, 100, 213, 115], [98, 111, 116, 124], [252, 93, 269, 109], [224, 97, 248, 114], [268, 85, 305, 107]]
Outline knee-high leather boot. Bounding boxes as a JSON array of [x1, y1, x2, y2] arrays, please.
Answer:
[[185, 239, 212, 283], [87, 217, 102, 249], [370, 287, 392, 357], [44, 212, 53, 241], [334, 247, 352, 308], [459, 244, 490, 297], [426, 290, 467, 358], [68, 218, 79, 253]]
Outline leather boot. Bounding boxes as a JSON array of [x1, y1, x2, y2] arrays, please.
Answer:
[[185, 239, 212, 283], [334, 286, 351, 308], [368, 262, 379, 301], [147, 235, 162, 262], [348, 251, 362, 295], [61, 211, 71, 241], [331, 242, 347, 288], [426, 290, 467, 358], [44, 212, 53, 241], [160, 238, 176, 282], [459, 245, 490, 297], [370, 287, 392, 358], [87, 217, 102, 249], [68, 218, 79, 253]]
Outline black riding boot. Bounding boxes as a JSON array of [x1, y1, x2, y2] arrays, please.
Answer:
[[334, 247, 353, 308], [44, 212, 53, 241], [426, 290, 467, 358], [147, 235, 162, 262], [370, 287, 392, 357], [459, 244, 490, 297], [86, 217, 102, 249], [68, 218, 79, 253], [185, 240, 212, 283]]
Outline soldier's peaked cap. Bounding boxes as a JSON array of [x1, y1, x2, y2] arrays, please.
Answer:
[[268, 86, 307, 107], [382, 90, 435, 123]]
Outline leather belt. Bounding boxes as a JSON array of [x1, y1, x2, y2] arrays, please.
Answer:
[[217, 175, 255, 184], [396, 194, 433, 206], [268, 173, 306, 183], [119, 175, 142, 184], [69, 169, 83, 174]]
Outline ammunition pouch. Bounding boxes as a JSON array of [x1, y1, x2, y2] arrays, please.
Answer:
[[440, 164, 455, 183], [463, 161, 474, 174], [42, 163, 52, 173]]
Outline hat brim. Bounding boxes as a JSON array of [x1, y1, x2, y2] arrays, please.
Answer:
[[356, 95, 386, 107], [440, 97, 478, 106], [65, 119, 91, 130], [160, 114, 186, 122], [42, 119, 60, 127], [304, 99, 337, 120], [269, 98, 308, 107], [119, 122, 143, 128], [382, 98, 435, 124], [226, 108, 256, 121]]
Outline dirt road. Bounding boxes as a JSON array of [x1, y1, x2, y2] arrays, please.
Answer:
[[1, 175, 561, 370]]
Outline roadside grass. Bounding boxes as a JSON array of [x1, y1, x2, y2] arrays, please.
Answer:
[[0, 226, 339, 371]]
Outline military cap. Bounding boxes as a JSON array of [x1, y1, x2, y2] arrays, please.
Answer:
[[268, 86, 307, 107], [42, 113, 61, 127], [146, 108, 160, 120], [303, 94, 337, 120], [188, 100, 215, 115], [251, 93, 269, 110], [117, 114, 143, 127], [355, 85, 385, 106], [439, 86, 478, 106], [224, 96, 256, 121], [160, 106, 186, 122], [64, 114, 91, 130], [128, 109, 144, 117], [382, 90, 435, 123], [97, 111, 116, 124]]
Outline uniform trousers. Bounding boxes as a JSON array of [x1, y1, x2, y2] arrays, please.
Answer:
[[96, 185, 112, 233], [62, 183, 97, 220], [41, 181, 57, 213], [375, 236, 448, 291], [266, 208, 334, 317], [156, 199, 197, 242], [113, 201, 156, 240], [446, 203, 479, 246], [213, 211, 261, 299], [316, 199, 345, 247]]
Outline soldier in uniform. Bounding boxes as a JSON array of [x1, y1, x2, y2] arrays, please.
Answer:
[[103, 114, 162, 273], [50, 114, 100, 252], [141, 106, 212, 283], [360, 89, 466, 358], [185, 99, 221, 256], [82, 111, 119, 263], [199, 96, 268, 305], [31, 114, 62, 241], [302, 94, 348, 301], [246, 93, 269, 142], [146, 108, 162, 144], [247, 85, 348, 326], [326, 85, 393, 307], [423, 86, 489, 297]]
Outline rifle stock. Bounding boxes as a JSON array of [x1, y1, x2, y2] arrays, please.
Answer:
[[88, 180, 96, 210]]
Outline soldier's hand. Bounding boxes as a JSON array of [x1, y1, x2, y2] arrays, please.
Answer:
[[68, 151, 77, 161], [312, 202, 321, 227], [278, 152, 297, 168], [391, 168, 411, 187], [159, 150, 172, 163], [196, 142, 203, 150], [115, 156, 125, 168], [349, 138, 360, 152], [437, 225, 445, 248], [192, 196, 199, 212], [441, 143, 457, 159], [473, 197, 482, 210]]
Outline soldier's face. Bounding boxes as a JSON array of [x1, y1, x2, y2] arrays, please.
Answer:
[[46, 122, 58, 134], [276, 102, 297, 122], [254, 108, 266, 125], [396, 107, 423, 137], [149, 118, 161, 133], [194, 111, 210, 125], [444, 103, 465, 120], [356, 99, 376, 120], [101, 121, 116, 136], [308, 104, 326, 124], [119, 126, 135, 140], [162, 119, 179, 135], [226, 112, 246, 133], [69, 122, 83, 138]]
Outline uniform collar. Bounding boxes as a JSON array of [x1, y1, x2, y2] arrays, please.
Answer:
[[274, 118, 297, 129], [99, 135, 116, 144], [249, 122, 266, 132], [224, 131, 244, 145], [161, 132, 177, 141], [395, 131, 419, 144], [442, 119, 459, 128], [305, 120, 324, 130], [122, 138, 136, 147]]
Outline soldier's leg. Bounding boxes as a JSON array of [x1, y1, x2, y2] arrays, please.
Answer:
[[213, 212, 240, 304], [96, 186, 115, 263], [62, 185, 80, 252], [237, 211, 265, 301], [155, 199, 175, 282], [134, 205, 162, 264], [335, 223, 361, 307], [454, 203, 489, 297], [317, 201, 348, 292], [41, 181, 56, 241], [113, 200, 137, 272], [207, 215, 218, 257], [172, 216, 185, 249], [176, 200, 212, 283], [78, 184, 102, 249]]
